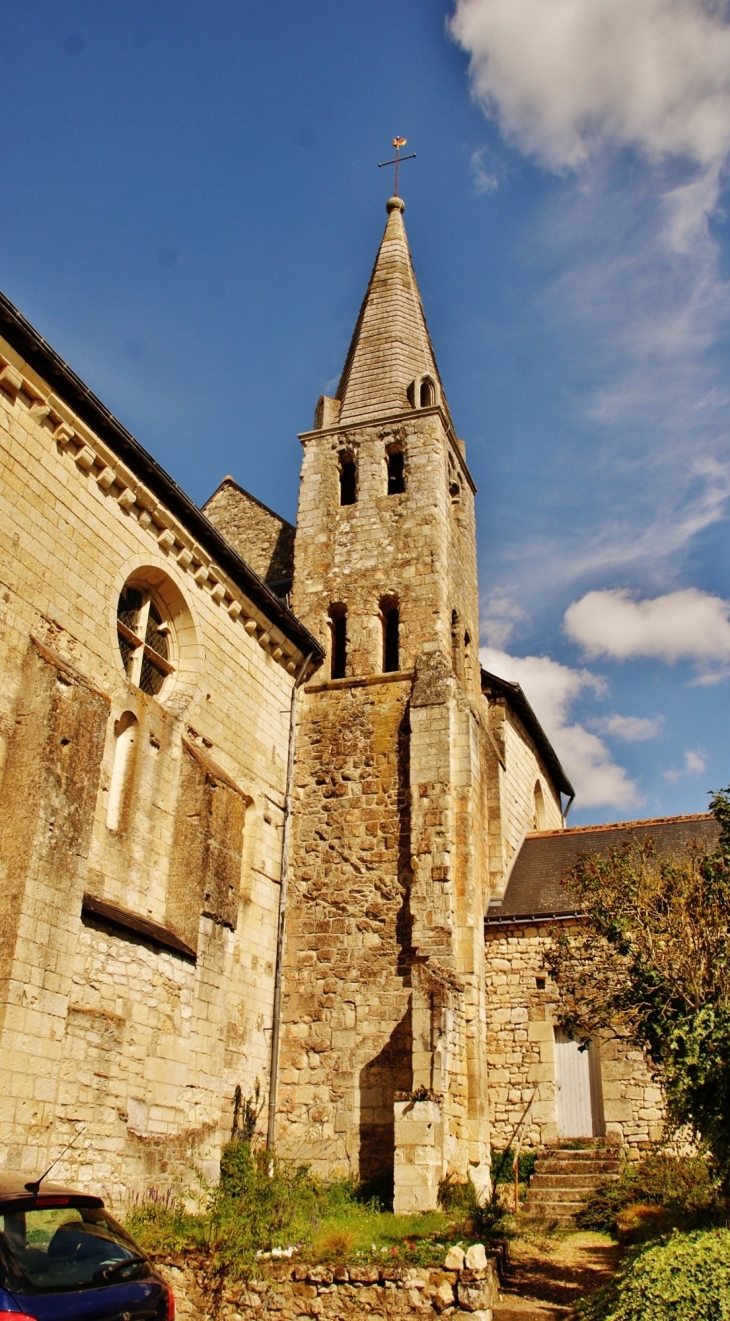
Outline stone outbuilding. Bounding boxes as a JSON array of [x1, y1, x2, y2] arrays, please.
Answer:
[[485, 812, 720, 1157]]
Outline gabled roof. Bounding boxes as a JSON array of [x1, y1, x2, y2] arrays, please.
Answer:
[[0, 290, 322, 663], [481, 667, 575, 802], [487, 813, 720, 924], [336, 196, 453, 428]]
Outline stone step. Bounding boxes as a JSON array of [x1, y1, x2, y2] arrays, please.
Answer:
[[538, 1147, 618, 1161], [521, 1202, 585, 1221], [528, 1186, 601, 1204], [530, 1172, 617, 1190], [495, 1301, 574, 1321], [534, 1158, 619, 1176]]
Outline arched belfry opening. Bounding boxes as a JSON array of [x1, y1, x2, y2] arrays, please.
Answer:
[[419, 376, 436, 408]]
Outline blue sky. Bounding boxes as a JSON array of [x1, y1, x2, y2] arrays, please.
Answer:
[[2, 0, 729, 823]]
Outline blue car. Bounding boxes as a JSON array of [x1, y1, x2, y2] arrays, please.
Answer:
[[0, 1176, 174, 1319]]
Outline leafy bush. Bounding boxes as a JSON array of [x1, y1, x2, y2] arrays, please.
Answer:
[[579, 1229, 730, 1321], [577, 1153, 722, 1235], [490, 1146, 537, 1186]]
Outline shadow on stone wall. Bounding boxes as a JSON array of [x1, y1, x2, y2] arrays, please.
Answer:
[[358, 1006, 412, 1202]]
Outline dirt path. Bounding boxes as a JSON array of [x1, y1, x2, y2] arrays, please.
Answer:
[[501, 1230, 619, 1310]]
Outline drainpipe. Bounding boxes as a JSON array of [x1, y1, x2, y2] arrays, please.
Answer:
[[266, 650, 313, 1151]]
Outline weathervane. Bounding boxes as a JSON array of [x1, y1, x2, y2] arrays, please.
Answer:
[[378, 136, 417, 197]]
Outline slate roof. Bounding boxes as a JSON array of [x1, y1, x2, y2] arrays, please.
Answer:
[[487, 813, 721, 924], [336, 197, 453, 429]]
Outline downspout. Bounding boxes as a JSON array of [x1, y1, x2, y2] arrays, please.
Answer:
[[266, 651, 313, 1152]]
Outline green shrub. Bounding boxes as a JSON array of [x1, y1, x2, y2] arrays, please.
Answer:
[[490, 1146, 537, 1186], [580, 1229, 730, 1321], [578, 1153, 721, 1234]]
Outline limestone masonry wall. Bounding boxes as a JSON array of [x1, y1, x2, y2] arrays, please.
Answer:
[[484, 703, 564, 902], [0, 334, 301, 1194]]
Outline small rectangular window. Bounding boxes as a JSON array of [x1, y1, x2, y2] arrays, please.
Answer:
[[383, 607, 399, 673], [387, 448, 405, 495], [330, 608, 347, 679], [339, 455, 357, 506]]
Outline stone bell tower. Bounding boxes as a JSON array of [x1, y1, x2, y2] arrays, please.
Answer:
[[277, 196, 492, 1210]]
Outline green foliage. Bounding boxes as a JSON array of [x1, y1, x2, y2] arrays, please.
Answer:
[[547, 787, 730, 1185], [490, 1146, 537, 1186], [579, 1229, 730, 1321], [230, 1078, 262, 1143], [126, 1138, 501, 1274], [577, 1154, 722, 1235]]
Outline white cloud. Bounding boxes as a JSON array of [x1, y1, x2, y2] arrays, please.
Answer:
[[470, 147, 501, 194], [664, 746, 708, 779], [480, 590, 528, 647], [564, 587, 730, 676], [592, 713, 665, 742], [451, 0, 730, 605], [481, 646, 639, 809], [450, 0, 730, 173]]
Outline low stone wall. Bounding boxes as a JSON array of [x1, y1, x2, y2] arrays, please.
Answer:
[[156, 1251, 502, 1320]]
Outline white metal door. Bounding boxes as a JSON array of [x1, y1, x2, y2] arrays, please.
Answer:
[[554, 1028, 594, 1137]]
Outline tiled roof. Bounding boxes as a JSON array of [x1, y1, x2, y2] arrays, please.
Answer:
[[336, 198, 452, 428], [488, 813, 720, 923]]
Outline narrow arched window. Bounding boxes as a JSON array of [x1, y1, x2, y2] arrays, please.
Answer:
[[386, 446, 405, 495], [534, 781, 547, 831], [420, 377, 435, 408], [382, 603, 399, 673], [464, 630, 472, 682], [339, 453, 357, 506], [329, 605, 347, 679]]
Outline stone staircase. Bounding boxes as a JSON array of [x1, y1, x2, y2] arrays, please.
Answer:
[[521, 1143, 621, 1225]]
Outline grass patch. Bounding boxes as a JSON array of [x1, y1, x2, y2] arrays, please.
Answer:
[[124, 1137, 509, 1275]]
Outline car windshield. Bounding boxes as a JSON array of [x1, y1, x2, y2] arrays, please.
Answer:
[[0, 1203, 148, 1295]]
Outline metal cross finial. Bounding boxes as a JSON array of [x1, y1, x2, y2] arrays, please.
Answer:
[[378, 136, 417, 197]]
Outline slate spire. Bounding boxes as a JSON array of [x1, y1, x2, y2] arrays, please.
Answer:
[[335, 196, 451, 427]]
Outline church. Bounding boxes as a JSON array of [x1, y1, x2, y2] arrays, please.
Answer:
[[0, 193, 716, 1210]]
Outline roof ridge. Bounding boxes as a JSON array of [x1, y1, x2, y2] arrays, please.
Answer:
[[526, 812, 714, 840]]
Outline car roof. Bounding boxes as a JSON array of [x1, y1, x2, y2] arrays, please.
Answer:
[[0, 1176, 104, 1205]]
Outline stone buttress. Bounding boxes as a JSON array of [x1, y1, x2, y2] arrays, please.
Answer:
[[277, 197, 492, 1210]]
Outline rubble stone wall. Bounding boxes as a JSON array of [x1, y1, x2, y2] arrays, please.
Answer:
[[204, 478, 296, 586], [157, 1256, 500, 1321], [278, 674, 413, 1182]]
